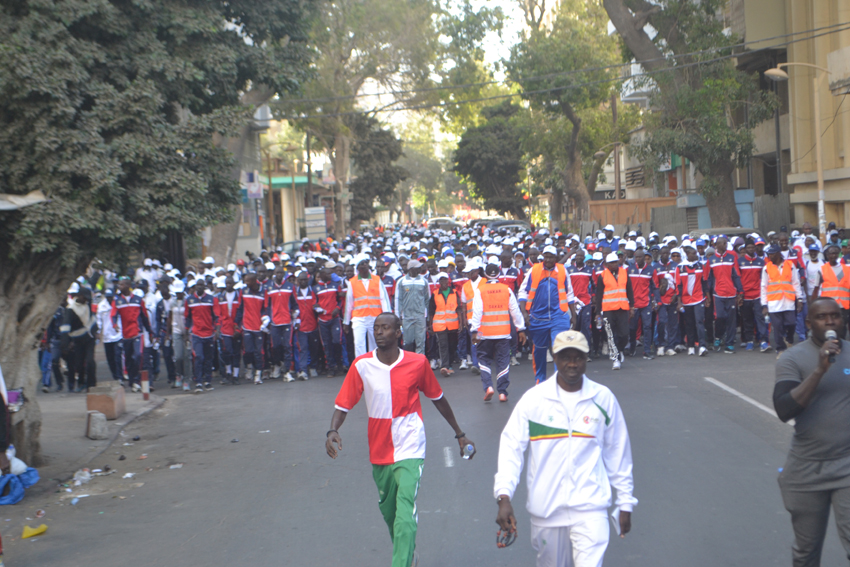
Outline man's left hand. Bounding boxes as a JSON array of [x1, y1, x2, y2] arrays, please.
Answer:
[[457, 435, 475, 459], [797, 301, 803, 313], [517, 331, 526, 345], [619, 511, 632, 537]]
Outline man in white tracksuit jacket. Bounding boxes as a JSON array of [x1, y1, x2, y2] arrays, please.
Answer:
[[494, 329, 637, 566]]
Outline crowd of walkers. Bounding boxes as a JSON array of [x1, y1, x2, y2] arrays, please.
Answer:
[[37, 219, 850, 398]]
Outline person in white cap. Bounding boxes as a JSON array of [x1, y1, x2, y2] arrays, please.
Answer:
[[344, 254, 392, 357], [135, 258, 158, 292], [600, 225, 618, 250], [470, 258, 526, 402], [594, 252, 634, 370], [494, 330, 636, 567], [428, 273, 463, 375], [461, 256, 486, 371]]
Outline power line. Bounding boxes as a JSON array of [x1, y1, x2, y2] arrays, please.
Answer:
[[274, 22, 850, 120], [275, 21, 850, 107], [788, 94, 847, 166]]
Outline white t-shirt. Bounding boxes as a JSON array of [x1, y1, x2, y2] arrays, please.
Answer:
[[557, 383, 583, 421]]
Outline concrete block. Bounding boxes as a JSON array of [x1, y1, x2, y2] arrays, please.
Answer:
[[86, 385, 126, 420], [86, 411, 109, 440]]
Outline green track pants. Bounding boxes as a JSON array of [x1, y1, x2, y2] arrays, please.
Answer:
[[372, 458, 424, 567]]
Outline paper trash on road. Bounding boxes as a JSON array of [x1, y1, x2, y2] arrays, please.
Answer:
[[169, 464, 183, 469], [122, 473, 135, 479]]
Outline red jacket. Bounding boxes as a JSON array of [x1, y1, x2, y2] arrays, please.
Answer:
[[627, 262, 656, 309], [676, 262, 708, 306], [185, 292, 217, 339], [566, 265, 594, 305], [705, 252, 743, 298], [313, 281, 342, 323], [214, 291, 242, 336], [266, 281, 295, 326], [111, 293, 151, 340], [293, 286, 318, 333], [737, 255, 764, 301], [237, 288, 266, 332]]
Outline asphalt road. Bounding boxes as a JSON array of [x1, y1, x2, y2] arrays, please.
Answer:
[[5, 348, 847, 566]]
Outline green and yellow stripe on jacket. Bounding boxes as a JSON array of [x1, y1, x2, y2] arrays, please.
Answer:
[[529, 421, 595, 441]]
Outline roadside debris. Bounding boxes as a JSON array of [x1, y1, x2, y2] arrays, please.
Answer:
[[22, 524, 47, 539]]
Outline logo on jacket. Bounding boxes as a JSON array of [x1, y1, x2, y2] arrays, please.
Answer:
[[583, 415, 599, 424]]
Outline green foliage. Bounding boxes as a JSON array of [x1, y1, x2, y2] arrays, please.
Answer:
[[348, 114, 407, 222], [0, 0, 312, 266], [453, 100, 526, 219]]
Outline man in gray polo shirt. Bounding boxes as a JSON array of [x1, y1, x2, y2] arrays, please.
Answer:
[[774, 297, 850, 566], [395, 260, 430, 355]]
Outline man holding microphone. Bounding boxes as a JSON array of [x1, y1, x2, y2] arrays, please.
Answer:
[[774, 297, 850, 566]]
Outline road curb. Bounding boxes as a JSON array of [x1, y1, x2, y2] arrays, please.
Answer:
[[85, 394, 167, 465]]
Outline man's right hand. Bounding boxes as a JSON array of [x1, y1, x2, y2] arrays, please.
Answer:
[[819, 336, 842, 371], [326, 431, 343, 459], [496, 497, 517, 533], [762, 306, 769, 318]]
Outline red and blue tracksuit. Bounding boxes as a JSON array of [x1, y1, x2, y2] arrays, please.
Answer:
[[314, 281, 344, 369], [500, 266, 521, 356], [738, 255, 768, 343], [111, 293, 152, 386], [705, 251, 743, 348], [185, 291, 217, 385], [655, 261, 680, 350], [566, 264, 594, 348], [293, 285, 320, 373], [214, 290, 242, 375], [627, 262, 656, 356], [265, 280, 295, 371], [676, 262, 709, 348], [237, 286, 267, 372]]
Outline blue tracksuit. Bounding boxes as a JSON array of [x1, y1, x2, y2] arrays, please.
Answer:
[[521, 270, 574, 384]]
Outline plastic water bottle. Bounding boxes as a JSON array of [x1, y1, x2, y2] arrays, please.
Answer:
[[462, 444, 475, 460], [596, 318, 602, 330], [765, 315, 770, 325]]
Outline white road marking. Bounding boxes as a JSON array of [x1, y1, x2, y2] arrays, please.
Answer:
[[443, 446, 455, 468], [703, 376, 789, 424]]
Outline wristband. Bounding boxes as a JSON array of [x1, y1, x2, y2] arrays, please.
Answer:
[[454, 432, 465, 439], [326, 429, 338, 437]]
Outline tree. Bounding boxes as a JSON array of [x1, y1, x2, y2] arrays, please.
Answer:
[[348, 114, 408, 223], [276, 0, 502, 237], [453, 101, 527, 219], [505, 0, 622, 228], [0, 0, 311, 463], [395, 148, 443, 222], [603, 0, 778, 226]]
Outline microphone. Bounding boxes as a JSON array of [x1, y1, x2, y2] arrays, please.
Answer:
[[826, 330, 838, 363]]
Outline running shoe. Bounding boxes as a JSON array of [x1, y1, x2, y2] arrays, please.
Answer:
[[484, 387, 494, 401]]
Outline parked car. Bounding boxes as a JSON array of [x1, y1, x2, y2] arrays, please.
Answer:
[[427, 217, 464, 230], [489, 219, 532, 232], [469, 216, 505, 230]]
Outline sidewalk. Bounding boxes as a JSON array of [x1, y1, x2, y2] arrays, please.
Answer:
[[30, 387, 164, 495]]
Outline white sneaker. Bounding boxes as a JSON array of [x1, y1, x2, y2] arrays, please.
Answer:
[[527, 352, 533, 361], [271, 365, 281, 379], [546, 351, 553, 362], [619, 352, 625, 363], [699, 346, 708, 357], [131, 383, 141, 393], [309, 368, 318, 378], [612, 360, 621, 370], [510, 356, 519, 366], [666, 349, 677, 356], [657, 347, 665, 357], [458, 360, 469, 370], [283, 371, 295, 382], [298, 371, 308, 380], [430, 359, 437, 370], [254, 370, 263, 385], [687, 347, 695, 356], [468, 355, 474, 364]]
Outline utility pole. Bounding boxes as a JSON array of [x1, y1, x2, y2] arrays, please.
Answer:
[[264, 145, 276, 246], [612, 92, 621, 201]]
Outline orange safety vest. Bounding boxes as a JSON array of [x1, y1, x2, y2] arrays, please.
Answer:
[[433, 292, 459, 332], [765, 260, 796, 303], [525, 263, 570, 313], [478, 281, 511, 337], [601, 267, 630, 312], [462, 278, 482, 306], [349, 275, 383, 318], [820, 263, 850, 309]]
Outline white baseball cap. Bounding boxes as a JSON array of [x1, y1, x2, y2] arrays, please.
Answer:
[[604, 224, 615, 231], [605, 252, 619, 263], [543, 245, 558, 255]]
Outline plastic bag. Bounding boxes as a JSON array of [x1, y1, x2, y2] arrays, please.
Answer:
[[7, 444, 27, 475]]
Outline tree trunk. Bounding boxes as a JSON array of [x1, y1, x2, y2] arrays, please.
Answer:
[[702, 163, 741, 227], [550, 188, 564, 231], [333, 133, 351, 240], [562, 157, 591, 227], [0, 257, 85, 466]]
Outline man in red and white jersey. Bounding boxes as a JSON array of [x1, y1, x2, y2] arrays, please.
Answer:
[[627, 249, 657, 359], [185, 278, 218, 392], [214, 276, 242, 385], [314, 261, 344, 375], [738, 239, 769, 352], [326, 313, 475, 567], [704, 236, 743, 353]]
